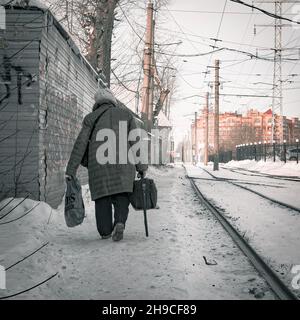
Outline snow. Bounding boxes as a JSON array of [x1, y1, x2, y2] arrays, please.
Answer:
[[224, 159, 300, 177], [0, 166, 275, 299], [157, 111, 172, 128], [186, 163, 300, 299]]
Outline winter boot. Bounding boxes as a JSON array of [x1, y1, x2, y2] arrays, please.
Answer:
[[101, 234, 112, 240], [112, 223, 125, 241]]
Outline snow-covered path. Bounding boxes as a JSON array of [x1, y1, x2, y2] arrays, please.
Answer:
[[0, 166, 275, 300], [186, 163, 300, 298]]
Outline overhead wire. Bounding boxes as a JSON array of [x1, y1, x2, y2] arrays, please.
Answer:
[[230, 0, 300, 25], [204, 0, 228, 86]]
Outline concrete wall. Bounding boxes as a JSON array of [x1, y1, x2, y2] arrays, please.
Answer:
[[0, 7, 41, 200], [38, 10, 99, 207], [0, 6, 101, 208]]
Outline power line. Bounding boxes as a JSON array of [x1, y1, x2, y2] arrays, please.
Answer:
[[158, 26, 280, 50], [117, 2, 145, 42], [157, 44, 300, 61], [154, 48, 224, 57], [163, 5, 201, 54], [204, 0, 228, 83], [239, 2, 296, 109], [230, 0, 300, 25], [159, 8, 296, 15]]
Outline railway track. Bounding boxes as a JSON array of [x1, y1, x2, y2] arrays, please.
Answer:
[[189, 176, 284, 188], [186, 170, 298, 300], [201, 167, 300, 214], [222, 166, 300, 183]]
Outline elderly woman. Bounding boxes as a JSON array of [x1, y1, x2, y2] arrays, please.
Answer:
[[66, 88, 147, 241]]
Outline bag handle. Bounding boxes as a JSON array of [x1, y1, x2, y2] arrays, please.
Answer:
[[88, 106, 112, 143]]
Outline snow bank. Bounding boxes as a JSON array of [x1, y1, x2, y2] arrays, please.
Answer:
[[0, 183, 92, 299], [224, 160, 300, 177]]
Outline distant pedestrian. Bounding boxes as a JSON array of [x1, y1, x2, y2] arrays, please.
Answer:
[[66, 87, 147, 241]]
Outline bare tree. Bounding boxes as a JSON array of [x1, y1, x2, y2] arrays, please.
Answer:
[[45, 0, 120, 85], [77, 0, 119, 85], [44, 0, 178, 114], [222, 124, 257, 151]]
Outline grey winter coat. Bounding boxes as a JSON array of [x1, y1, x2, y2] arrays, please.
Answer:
[[66, 99, 147, 201]]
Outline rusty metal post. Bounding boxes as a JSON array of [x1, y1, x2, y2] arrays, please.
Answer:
[[213, 60, 220, 171], [204, 92, 209, 166], [141, 1, 154, 131]]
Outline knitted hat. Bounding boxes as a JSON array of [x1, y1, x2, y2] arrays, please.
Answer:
[[94, 87, 117, 106]]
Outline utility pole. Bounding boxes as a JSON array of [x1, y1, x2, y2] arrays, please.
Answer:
[[213, 59, 220, 171], [272, 1, 283, 143], [141, 1, 154, 132], [204, 92, 209, 166], [149, 17, 155, 127], [194, 112, 198, 164], [255, 0, 299, 143]]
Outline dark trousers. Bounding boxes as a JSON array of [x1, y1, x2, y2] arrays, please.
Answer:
[[95, 192, 130, 237]]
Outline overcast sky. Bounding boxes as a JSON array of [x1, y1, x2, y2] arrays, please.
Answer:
[[41, 0, 300, 144], [143, 0, 300, 143]]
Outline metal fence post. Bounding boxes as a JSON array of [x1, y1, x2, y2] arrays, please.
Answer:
[[273, 141, 276, 162], [254, 142, 257, 161], [283, 140, 287, 163], [296, 139, 299, 164], [264, 141, 267, 162]]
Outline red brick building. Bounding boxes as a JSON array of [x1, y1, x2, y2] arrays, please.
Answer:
[[191, 109, 300, 156]]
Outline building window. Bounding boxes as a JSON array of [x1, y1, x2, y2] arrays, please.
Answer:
[[254, 118, 261, 124]]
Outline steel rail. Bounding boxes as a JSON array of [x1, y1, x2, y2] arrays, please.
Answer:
[[187, 174, 297, 300], [222, 166, 300, 183], [228, 166, 300, 180], [188, 176, 284, 188], [201, 168, 300, 214]]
